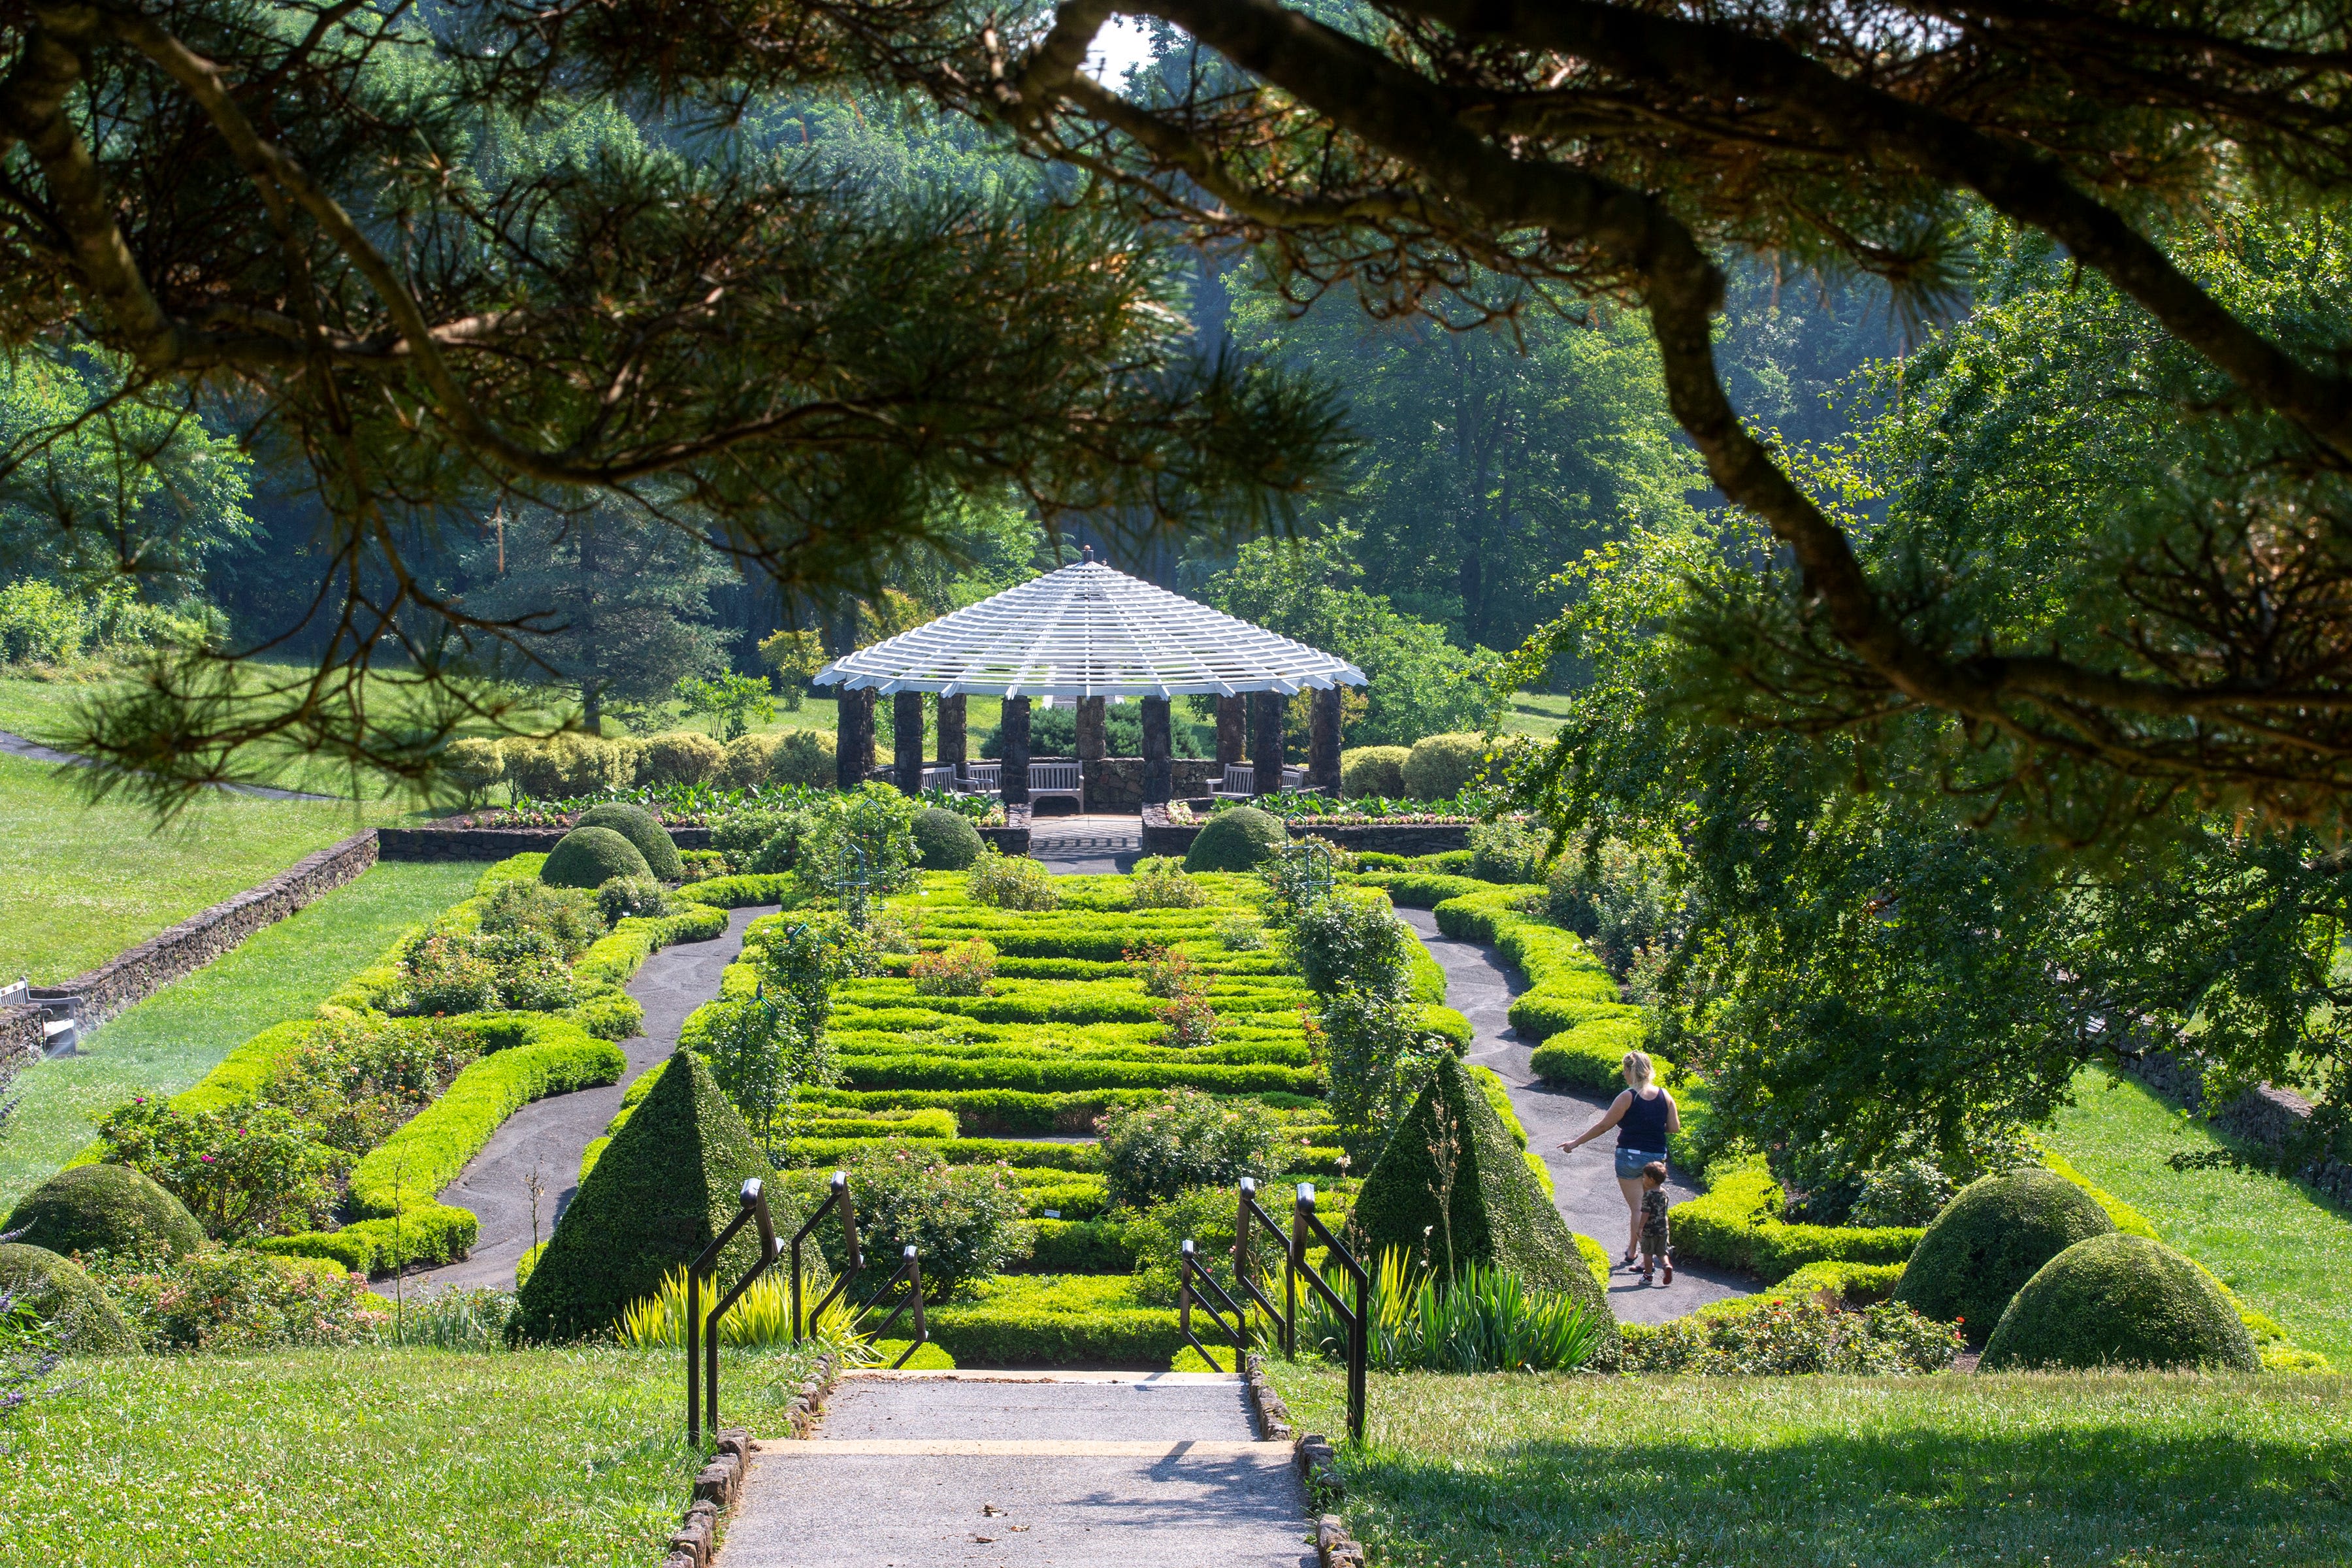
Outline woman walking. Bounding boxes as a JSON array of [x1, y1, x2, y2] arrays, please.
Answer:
[[1559, 1050, 1682, 1267]]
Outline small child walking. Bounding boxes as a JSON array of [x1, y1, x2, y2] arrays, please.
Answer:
[[1639, 1160, 1674, 1284]]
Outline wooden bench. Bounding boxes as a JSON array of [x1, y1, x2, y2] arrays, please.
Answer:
[[1028, 762, 1083, 806], [1211, 764, 1303, 800], [1, 977, 78, 1054], [956, 763, 1002, 798]]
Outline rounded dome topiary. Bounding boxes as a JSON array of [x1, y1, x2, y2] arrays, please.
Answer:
[[911, 807, 985, 870], [3, 1164, 206, 1260], [0, 1242, 139, 1353], [1891, 1168, 2114, 1345], [642, 730, 725, 787], [1980, 1233, 2257, 1372], [770, 728, 838, 788], [540, 825, 653, 889], [576, 802, 683, 881], [1401, 733, 1491, 800], [1339, 745, 1410, 798], [1184, 806, 1288, 872]]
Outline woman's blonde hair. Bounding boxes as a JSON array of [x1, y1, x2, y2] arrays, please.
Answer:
[[1621, 1050, 1654, 1086]]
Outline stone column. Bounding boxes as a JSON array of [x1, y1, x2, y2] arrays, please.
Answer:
[[1309, 687, 1343, 796], [1141, 697, 1173, 806], [1250, 691, 1286, 798], [938, 694, 968, 781], [836, 688, 874, 790], [1001, 696, 1032, 807], [1077, 696, 1107, 810], [1215, 695, 1246, 769], [892, 691, 924, 796]]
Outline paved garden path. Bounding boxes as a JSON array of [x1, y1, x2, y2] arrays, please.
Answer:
[[725, 1371, 1315, 1567], [0, 727, 340, 802], [1398, 907, 1754, 1324], [1028, 812, 1143, 875], [410, 903, 776, 1292]]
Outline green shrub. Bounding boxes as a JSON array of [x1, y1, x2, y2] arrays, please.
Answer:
[[912, 806, 986, 870], [1340, 745, 1409, 797], [924, 1274, 1184, 1367], [1099, 1089, 1292, 1207], [399, 931, 502, 1015], [480, 879, 604, 958], [1469, 819, 1549, 885], [1128, 856, 1210, 909], [84, 1247, 382, 1352], [0, 1243, 140, 1352], [596, 875, 667, 924], [507, 733, 629, 798], [1023, 1217, 1136, 1273], [3, 1164, 208, 1260], [95, 1098, 344, 1241], [1184, 807, 1286, 872], [1543, 838, 1686, 977], [515, 1050, 772, 1340], [1981, 1233, 2258, 1372], [717, 732, 784, 789], [909, 937, 996, 996], [1892, 1168, 2115, 1346], [1669, 1154, 1924, 1284], [1352, 1055, 1615, 1364], [1401, 732, 1488, 799], [675, 872, 796, 907], [541, 825, 653, 890], [576, 802, 684, 881], [793, 1143, 1032, 1299], [967, 849, 1060, 909], [643, 730, 725, 785], [1620, 1295, 1962, 1375], [770, 727, 836, 787], [1431, 885, 1642, 1051], [444, 736, 506, 805]]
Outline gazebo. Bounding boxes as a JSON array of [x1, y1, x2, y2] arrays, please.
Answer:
[[811, 554, 1366, 807]]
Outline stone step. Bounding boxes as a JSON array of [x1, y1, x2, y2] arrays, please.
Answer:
[[813, 1370, 1261, 1445]]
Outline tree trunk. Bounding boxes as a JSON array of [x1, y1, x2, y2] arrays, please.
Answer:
[[893, 691, 924, 796], [581, 683, 602, 736], [1250, 691, 1286, 797], [1001, 697, 1032, 806], [1141, 697, 1173, 804], [1216, 695, 1246, 768], [1310, 687, 1343, 795], [939, 694, 968, 779], [837, 689, 874, 790]]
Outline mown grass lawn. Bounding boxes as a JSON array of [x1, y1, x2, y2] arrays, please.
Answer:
[[0, 860, 480, 1209], [2044, 1066, 2352, 1367], [0, 1345, 817, 1567], [1499, 691, 1573, 738], [1269, 1362, 2352, 1568]]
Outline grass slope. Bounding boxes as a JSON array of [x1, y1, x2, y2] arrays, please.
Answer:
[[1271, 1361, 2352, 1568], [2043, 1066, 2352, 1367], [0, 753, 417, 984], [0, 1345, 821, 1566], [0, 861, 479, 1209]]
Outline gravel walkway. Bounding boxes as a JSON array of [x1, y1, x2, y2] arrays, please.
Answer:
[[408, 903, 774, 1292], [1397, 907, 1753, 1324]]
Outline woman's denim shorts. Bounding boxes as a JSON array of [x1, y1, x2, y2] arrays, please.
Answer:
[[1615, 1147, 1667, 1181]]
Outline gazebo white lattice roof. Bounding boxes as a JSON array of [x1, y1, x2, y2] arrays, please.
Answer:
[[811, 559, 1366, 700]]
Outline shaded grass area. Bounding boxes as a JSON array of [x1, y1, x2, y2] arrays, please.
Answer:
[[0, 1346, 803, 1567], [1269, 1360, 2352, 1568], [0, 860, 480, 1209], [0, 753, 417, 985], [1499, 691, 1572, 738], [2044, 1066, 2352, 1367]]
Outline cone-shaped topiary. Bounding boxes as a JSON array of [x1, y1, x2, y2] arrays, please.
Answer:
[[0, 1242, 139, 1352], [1184, 806, 1288, 873], [3, 1164, 206, 1260], [1981, 1233, 2257, 1371], [576, 802, 684, 881], [541, 825, 653, 890], [1892, 1168, 2114, 1345], [1352, 1054, 1618, 1365], [913, 807, 986, 870], [512, 1051, 773, 1341]]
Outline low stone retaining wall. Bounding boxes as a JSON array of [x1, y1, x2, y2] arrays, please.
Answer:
[[378, 820, 716, 860], [1139, 806, 1472, 858], [26, 829, 379, 1038], [2120, 1046, 2352, 1207]]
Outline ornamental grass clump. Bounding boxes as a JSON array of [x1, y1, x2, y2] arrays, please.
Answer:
[[967, 849, 1060, 910], [911, 937, 998, 997], [1298, 1247, 1607, 1373]]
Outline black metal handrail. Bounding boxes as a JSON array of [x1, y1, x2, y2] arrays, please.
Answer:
[[688, 1177, 781, 1445], [1177, 1238, 1250, 1370], [851, 1244, 929, 1368], [1235, 1176, 1293, 1357], [790, 1170, 863, 1343], [1291, 1181, 1368, 1444]]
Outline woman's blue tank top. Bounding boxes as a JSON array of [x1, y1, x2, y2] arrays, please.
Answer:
[[1617, 1086, 1671, 1150]]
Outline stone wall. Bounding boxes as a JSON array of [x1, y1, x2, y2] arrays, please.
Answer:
[[1084, 757, 1223, 811], [33, 829, 380, 1034], [378, 820, 715, 860], [1137, 807, 1471, 858], [2120, 1046, 2352, 1208]]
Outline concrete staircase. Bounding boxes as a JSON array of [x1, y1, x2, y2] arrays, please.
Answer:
[[722, 1370, 1316, 1567]]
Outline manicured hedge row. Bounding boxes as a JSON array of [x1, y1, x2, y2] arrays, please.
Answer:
[[835, 1054, 1322, 1096], [1429, 886, 1637, 1045], [574, 906, 729, 987], [828, 1027, 1311, 1067], [1669, 1154, 1923, 1282], [925, 1275, 1186, 1367], [1021, 1218, 1136, 1273], [787, 1136, 1105, 1172], [1358, 871, 1491, 908], [676, 872, 796, 907], [805, 1086, 1174, 1134], [800, 1109, 962, 1141]]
